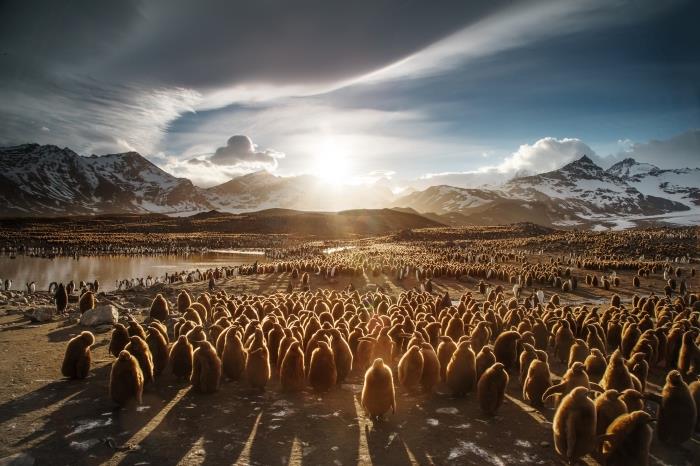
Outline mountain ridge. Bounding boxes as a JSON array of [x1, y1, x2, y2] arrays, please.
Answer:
[[1, 144, 698, 229]]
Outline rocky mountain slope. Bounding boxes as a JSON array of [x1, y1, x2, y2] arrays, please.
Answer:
[[394, 156, 695, 227], [0, 144, 211, 216], [1, 143, 697, 229], [204, 171, 393, 213]]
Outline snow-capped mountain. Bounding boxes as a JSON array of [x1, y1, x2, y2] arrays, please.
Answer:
[[606, 158, 700, 207], [204, 171, 394, 213], [394, 155, 697, 228], [0, 144, 211, 216], [502, 155, 686, 216], [1, 143, 697, 229], [393, 185, 507, 215]]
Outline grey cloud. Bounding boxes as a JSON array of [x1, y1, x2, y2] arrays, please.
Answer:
[[0, 0, 506, 154], [209, 135, 283, 168], [617, 129, 700, 169], [186, 158, 211, 166]]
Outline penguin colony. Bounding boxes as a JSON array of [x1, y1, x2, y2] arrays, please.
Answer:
[[55, 227, 699, 465]]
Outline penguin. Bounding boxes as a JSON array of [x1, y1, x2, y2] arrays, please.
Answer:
[[108, 323, 130, 357], [149, 294, 169, 322], [169, 335, 194, 381], [523, 350, 551, 407], [475, 345, 497, 382], [308, 340, 337, 392], [619, 389, 645, 413], [109, 350, 144, 406], [177, 289, 192, 313], [656, 369, 696, 445], [601, 410, 654, 466], [191, 341, 222, 393], [420, 342, 441, 394], [519, 343, 538, 386], [552, 387, 596, 464], [61, 331, 95, 379], [677, 330, 700, 377], [446, 340, 477, 396], [222, 330, 246, 381], [329, 328, 353, 384], [477, 362, 509, 416], [583, 348, 607, 383], [493, 330, 520, 373], [55, 283, 68, 313], [125, 335, 154, 385], [280, 341, 305, 392], [542, 362, 599, 404], [627, 352, 649, 392], [594, 389, 628, 436], [554, 320, 575, 364], [437, 336, 458, 382], [355, 337, 376, 373], [470, 321, 491, 354], [361, 358, 396, 421], [186, 325, 207, 345], [567, 339, 590, 368], [600, 349, 634, 392], [245, 346, 271, 391], [689, 380, 700, 432], [79, 290, 95, 313], [398, 345, 424, 392], [146, 326, 169, 377], [127, 319, 148, 340]]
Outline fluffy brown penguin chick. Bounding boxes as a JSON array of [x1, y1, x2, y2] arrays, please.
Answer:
[[552, 386, 596, 464], [191, 341, 222, 393], [361, 358, 396, 421], [61, 331, 95, 379], [477, 362, 509, 416], [110, 350, 144, 407]]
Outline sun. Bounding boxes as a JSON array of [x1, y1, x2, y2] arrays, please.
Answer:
[[312, 137, 352, 184]]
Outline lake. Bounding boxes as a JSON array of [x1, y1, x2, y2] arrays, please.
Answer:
[[0, 251, 266, 292]]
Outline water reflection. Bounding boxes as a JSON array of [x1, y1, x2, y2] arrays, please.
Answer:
[[0, 253, 263, 291]]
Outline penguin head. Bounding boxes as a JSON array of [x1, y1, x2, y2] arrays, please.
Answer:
[[80, 331, 95, 346], [372, 358, 385, 369]]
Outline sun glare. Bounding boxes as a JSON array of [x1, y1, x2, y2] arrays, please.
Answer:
[[312, 137, 352, 184]]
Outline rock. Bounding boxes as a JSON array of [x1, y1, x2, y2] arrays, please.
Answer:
[[24, 307, 54, 323], [0, 452, 35, 466], [94, 324, 114, 334], [80, 305, 118, 326]]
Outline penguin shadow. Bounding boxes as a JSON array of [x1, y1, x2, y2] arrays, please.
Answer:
[[47, 322, 86, 342], [0, 375, 91, 426], [31, 364, 196, 464], [132, 379, 261, 465], [364, 418, 412, 465], [0, 316, 36, 331], [250, 385, 361, 466], [23, 366, 184, 465], [247, 390, 306, 465]]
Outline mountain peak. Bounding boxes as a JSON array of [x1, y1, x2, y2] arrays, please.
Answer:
[[569, 154, 599, 168], [557, 154, 604, 178], [607, 157, 659, 179], [244, 169, 276, 180]]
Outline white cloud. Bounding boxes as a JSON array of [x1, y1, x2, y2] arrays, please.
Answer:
[[616, 129, 700, 169], [0, 77, 201, 155], [412, 137, 598, 189], [353, 1, 670, 85], [497, 137, 597, 173], [209, 135, 284, 167]]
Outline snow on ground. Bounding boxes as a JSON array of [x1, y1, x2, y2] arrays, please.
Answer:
[[586, 206, 700, 230]]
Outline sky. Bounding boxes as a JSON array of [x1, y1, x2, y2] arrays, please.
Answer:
[[0, 0, 698, 188]]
